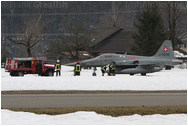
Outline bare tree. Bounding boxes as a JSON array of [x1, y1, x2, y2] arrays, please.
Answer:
[[110, 1, 120, 27], [7, 13, 44, 57], [98, 1, 125, 28], [65, 21, 95, 60], [50, 20, 95, 60], [164, 1, 187, 48]]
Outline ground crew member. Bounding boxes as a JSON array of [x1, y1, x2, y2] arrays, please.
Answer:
[[55, 60, 61, 76], [74, 60, 81, 76], [109, 64, 116, 76], [101, 65, 107, 76]]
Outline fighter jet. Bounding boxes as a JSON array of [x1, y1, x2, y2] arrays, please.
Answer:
[[66, 40, 175, 76]]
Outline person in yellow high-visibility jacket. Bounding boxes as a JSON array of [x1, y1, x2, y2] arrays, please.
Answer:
[[74, 60, 81, 76], [101, 65, 107, 76], [55, 60, 61, 76], [109, 64, 116, 76]]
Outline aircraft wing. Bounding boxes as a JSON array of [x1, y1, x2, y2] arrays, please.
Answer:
[[117, 59, 164, 74], [114, 60, 159, 67], [137, 63, 160, 68]]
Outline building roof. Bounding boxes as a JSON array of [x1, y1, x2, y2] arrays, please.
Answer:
[[90, 27, 123, 46], [62, 51, 93, 59], [91, 28, 134, 54]]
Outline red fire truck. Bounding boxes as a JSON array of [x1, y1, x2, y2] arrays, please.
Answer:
[[5, 57, 55, 76]]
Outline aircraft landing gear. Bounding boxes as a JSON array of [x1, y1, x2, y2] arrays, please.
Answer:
[[141, 73, 146, 76], [92, 72, 96, 76], [92, 67, 97, 76]]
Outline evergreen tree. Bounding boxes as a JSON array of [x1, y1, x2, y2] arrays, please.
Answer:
[[131, 2, 167, 56]]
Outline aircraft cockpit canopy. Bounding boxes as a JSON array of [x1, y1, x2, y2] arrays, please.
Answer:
[[98, 54, 113, 58]]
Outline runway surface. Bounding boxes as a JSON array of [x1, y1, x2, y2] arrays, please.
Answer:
[[1, 93, 187, 108]]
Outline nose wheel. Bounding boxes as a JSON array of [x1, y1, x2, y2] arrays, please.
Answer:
[[92, 67, 97, 76], [92, 72, 96, 76]]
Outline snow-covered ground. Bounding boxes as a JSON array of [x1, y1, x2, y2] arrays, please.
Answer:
[[1, 65, 187, 91], [174, 50, 187, 58], [1, 110, 187, 125], [1, 66, 187, 125]]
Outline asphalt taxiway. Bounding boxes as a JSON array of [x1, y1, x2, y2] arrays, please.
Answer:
[[1, 93, 187, 108]]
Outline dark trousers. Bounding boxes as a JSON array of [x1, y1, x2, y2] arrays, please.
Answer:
[[101, 70, 105, 76], [56, 70, 61, 76], [109, 70, 115, 76], [111, 70, 115, 76], [74, 71, 80, 76]]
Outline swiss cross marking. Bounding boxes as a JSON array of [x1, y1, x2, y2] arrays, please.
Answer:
[[163, 47, 168, 52]]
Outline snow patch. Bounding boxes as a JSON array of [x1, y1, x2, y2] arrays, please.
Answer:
[[1, 110, 187, 125], [1, 66, 187, 91]]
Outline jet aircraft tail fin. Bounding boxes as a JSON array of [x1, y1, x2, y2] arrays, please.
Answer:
[[154, 40, 174, 59]]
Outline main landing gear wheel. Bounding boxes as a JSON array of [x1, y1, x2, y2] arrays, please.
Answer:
[[141, 73, 146, 76]]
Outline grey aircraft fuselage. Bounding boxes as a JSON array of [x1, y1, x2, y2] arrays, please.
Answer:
[[66, 40, 174, 76]]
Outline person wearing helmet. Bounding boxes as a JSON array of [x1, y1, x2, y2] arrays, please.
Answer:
[[55, 59, 61, 76], [74, 60, 81, 76]]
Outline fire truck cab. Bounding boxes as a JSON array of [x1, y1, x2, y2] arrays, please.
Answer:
[[5, 57, 55, 77]]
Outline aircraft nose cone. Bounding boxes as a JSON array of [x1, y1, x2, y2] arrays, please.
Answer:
[[80, 59, 95, 67]]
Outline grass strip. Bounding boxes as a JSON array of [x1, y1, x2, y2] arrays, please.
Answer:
[[4, 106, 187, 117], [1, 90, 187, 94]]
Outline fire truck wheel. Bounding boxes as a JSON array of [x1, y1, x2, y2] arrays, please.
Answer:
[[10, 71, 16, 76], [47, 70, 54, 76], [17, 71, 24, 76]]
